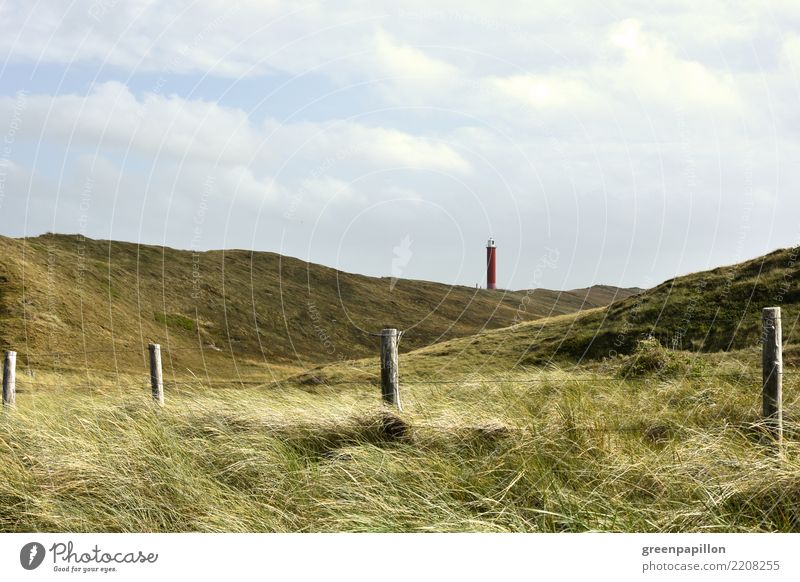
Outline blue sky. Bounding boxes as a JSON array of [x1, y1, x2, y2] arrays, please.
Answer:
[[1, 1, 799, 291]]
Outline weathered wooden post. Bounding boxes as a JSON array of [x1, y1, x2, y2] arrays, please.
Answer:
[[148, 343, 164, 406], [3, 351, 16, 407], [762, 307, 782, 441], [380, 328, 401, 410]]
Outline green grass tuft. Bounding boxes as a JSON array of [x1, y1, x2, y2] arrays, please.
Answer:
[[154, 312, 196, 332], [618, 337, 710, 379]]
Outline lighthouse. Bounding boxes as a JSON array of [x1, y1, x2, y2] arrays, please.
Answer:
[[486, 237, 497, 289]]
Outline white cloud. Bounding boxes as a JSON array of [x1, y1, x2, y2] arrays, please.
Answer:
[[262, 118, 471, 175], [346, 124, 470, 173], [0, 82, 471, 177], [782, 34, 800, 73], [373, 27, 458, 82], [606, 19, 743, 112], [299, 176, 362, 203], [369, 28, 461, 106], [215, 165, 282, 204], [0, 2, 445, 79], [0, 82, 263, 165], [474, 18, 747, 130], [486, 74, 595, 111]]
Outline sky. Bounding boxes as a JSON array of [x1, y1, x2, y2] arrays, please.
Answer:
[[0, 0, 798, 291]]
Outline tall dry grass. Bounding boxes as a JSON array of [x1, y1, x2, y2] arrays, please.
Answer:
[[0, 361, 798, 532]]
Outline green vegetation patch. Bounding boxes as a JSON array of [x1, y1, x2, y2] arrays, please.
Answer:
[[154, 312, 196, 332], [618, 337, 710, 379]]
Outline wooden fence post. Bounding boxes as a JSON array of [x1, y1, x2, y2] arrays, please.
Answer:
[[3, 351, 16, 407], [148, 343, 164, 406], [762, 307, 782, 441], [380, 328, 401, 410]]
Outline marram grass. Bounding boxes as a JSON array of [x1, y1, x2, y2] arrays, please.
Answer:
[[0, 365, 798, 532]]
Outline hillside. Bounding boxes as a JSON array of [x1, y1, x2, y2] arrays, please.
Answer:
[[0, 234, 638, 378], [300, 245, 800, 381], [2, 239, 798, 534]]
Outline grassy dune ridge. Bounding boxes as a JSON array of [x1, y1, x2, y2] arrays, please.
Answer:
[[291, 246, 800, 387], [0, 233, 637, 376], [383, 246, 800, 371]]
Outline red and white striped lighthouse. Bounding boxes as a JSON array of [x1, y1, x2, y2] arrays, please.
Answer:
[[486, 237, 497, 289]]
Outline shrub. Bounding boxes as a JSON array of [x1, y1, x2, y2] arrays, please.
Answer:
[[619, 336, 709, 379]]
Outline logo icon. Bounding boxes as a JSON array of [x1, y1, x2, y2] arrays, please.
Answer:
[[20, 542, 46, 570], [390, 235, 413, 291]]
